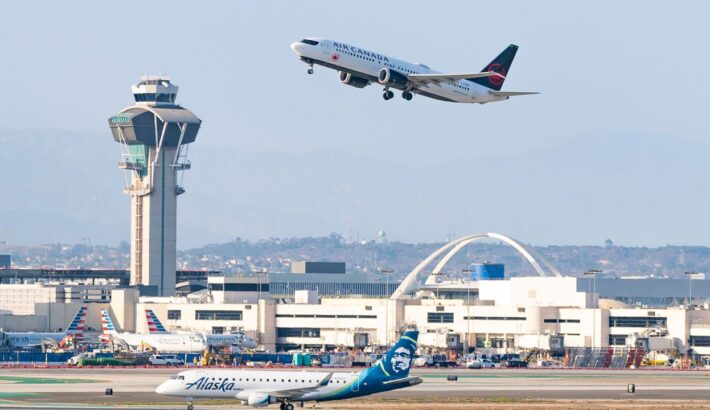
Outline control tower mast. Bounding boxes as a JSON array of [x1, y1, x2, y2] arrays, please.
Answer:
[[108, 77, 201, 296]]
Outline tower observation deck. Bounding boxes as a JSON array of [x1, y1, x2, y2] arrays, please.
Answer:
[[108, 76, 202, 296]]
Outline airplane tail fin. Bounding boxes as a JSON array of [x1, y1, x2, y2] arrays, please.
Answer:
[[100, 308, 118, 335], [467, 44, 518, 91], [364, 329, 418, 383], [65, 306, 87, 336], [145, 309, 168, 334]]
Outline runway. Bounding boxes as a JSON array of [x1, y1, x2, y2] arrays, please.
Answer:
[[1, 367, 709, 409]]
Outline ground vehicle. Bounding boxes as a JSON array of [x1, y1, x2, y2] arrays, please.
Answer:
[[149, 354, 184, 366], [413, 354, 432, 367], [431, 353, 457, 368], [67, 352, 94, 365], [467, 358, 496, 369], [505, 359, 528, 368]]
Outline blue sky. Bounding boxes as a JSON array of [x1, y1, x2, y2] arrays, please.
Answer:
[[1, 1, 709, 246]]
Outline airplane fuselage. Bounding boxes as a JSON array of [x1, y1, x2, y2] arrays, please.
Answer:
[[291, 38, 509, 104], [7, 332, 66, 348], [157, 368, 418, 403], [113, 332, 206, 353]]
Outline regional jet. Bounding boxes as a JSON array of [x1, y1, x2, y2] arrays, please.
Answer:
[[4, 306, 87, 349], [156, 330, 421, 410], [291, 38, 538, 103]]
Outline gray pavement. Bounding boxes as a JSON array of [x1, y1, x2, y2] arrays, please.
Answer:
[[0, 367, 709, 408]]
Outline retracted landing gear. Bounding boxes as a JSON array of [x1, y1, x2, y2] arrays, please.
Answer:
[[382, 87, 394, 100], [402, 90, 413, 101]]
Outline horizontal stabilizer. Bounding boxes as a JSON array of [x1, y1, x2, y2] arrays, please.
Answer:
[[382, 376, 423, 386], [489, 91, 539, 97], [408, 71, 504, 84]]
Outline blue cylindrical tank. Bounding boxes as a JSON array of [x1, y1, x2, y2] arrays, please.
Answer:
[[469, 263, 504, 280]]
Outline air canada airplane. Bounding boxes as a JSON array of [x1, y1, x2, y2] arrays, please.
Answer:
[[156, 330, 420, 410], [145, 309, 257, 350], [291, 38, 538, 103], [4, 306, 87, 349]]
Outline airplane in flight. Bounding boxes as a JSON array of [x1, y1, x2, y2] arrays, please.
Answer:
[[101, 308, 206, 353], [4, 306, 87, 349], [156, 330, 421, 410], [145, 309, 257, 350], [290, 38, 538, 103]]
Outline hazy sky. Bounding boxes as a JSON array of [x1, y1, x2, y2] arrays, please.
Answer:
[[1, 1, 709, 246]]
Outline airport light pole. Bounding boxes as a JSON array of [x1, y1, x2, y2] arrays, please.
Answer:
[[256, 268, 267, 301], [462, 268, 474, 354], [379, 268, 394, 347], [685, 271, 699, 308], [584, 269, 602, 349]]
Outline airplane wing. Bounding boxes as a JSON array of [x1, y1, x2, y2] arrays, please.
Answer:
[[408, 71, 504, 85], [250, 373, 333, 399], [489, 91, 539, 97]]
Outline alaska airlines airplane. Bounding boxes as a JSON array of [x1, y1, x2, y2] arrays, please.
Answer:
[[5, 306, 87, 349], [156, 330, 420, 410], [145, 309, 257, 350], [101, 308, 206, 353], [291, 38, 537, 103]]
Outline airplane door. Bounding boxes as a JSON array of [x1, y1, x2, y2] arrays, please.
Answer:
[[350, 375, 359, 392], [322, 41, 332, 56]]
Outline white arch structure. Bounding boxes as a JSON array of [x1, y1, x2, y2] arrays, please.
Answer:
[[389, 232, 562, 300]]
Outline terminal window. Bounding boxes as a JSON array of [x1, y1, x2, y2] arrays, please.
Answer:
[[428, 312, 454, 323], [690, 336, 710, 347], [608, 316, 667, 328], [608, 334, 627, 345], [167, 310, 181, 320], [277, 328, 320, 338], [195, 310, 243, 321]]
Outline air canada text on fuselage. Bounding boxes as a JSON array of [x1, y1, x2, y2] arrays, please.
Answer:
[[333, 42, 389, 62]]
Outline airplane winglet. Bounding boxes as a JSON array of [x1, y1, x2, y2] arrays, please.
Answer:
[[319, 373, 333, 387]]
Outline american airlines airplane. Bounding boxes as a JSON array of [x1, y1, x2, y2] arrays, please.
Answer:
[[145, 309, 257, 350], [156, 330, 420, 410], [4, 306, 87, 349], [101, 308, 206, 353], [290, 38, 537, 103]]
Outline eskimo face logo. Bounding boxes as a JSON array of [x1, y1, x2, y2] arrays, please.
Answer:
[[390, 346, 412, 373], [487, 63, 506, 86]]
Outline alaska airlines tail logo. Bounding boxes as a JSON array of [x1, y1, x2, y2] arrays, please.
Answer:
[[145, 310, 168, 333], [487, 63, 506, 86], [367, 330, 418, 382]]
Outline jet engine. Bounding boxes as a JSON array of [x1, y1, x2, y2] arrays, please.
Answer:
[[339, 71, 369, 88], [377, 67, 408, 86], [247, 392, 276, 407]]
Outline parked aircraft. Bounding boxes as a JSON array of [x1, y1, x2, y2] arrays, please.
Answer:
[[145, 309, 257, 349], [5, 306, 87, 349]]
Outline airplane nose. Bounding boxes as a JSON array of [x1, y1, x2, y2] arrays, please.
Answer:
[[290, 42, 303, 55], [155, 381, 169, 395]]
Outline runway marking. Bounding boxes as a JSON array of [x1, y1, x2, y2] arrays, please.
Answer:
[[0, 376, 99, 385]]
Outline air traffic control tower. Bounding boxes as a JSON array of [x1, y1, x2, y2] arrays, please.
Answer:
[[108, 77, 201, 296]]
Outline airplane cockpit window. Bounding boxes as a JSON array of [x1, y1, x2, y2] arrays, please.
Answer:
[[301, 39, 319, 46], [170, 375, 185, 380]]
